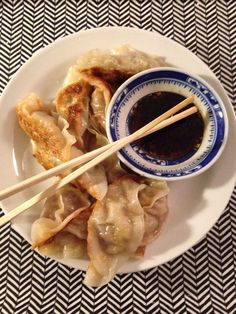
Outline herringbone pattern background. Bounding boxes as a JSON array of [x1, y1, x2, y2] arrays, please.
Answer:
[[0, 1, 235, 313]]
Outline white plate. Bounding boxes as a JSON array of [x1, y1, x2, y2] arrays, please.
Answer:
[[0, 27, 235, 273]]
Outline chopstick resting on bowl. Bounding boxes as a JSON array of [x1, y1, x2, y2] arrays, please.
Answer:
[[0, 101, 196, 200], [0, 96, 196, 226]]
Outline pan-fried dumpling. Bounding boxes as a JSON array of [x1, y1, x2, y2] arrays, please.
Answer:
[[62, 65, 112, 130], [77, 45, 166, 91], [89, 88, 107, 134], [111, 45, 166, 72], [79, 71, 112, 107], [31, 185, 91, 248], [17, 93, 107, 199], [55, 80, 91, 148], [16, 93, 76, 169], [84, 176, 145, 287], [78, 45, 162, 73], [63, 64, 82, 87], [81, 67, 131, 93]]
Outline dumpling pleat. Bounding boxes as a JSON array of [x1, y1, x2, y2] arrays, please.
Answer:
[[84, 176, 145, 287]]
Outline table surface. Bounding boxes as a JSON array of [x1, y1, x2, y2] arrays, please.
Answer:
[[0, 1, 235, 313]]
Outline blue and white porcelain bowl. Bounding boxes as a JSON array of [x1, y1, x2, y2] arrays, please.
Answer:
[[106, 67, 229, 180]]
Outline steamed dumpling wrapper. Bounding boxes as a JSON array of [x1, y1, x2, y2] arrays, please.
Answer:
[[62, 132, 108, 201], [84, 176, 169, 286], [16, 93, 76, 169], [38, 207, 92, 259], [83, 128, 126, 183], [31, 185, 91, 248], [75, 164, 108, 201], [84, 176, 146, 287], [38, 232, 87, 259], [138, 179, 169, 248]]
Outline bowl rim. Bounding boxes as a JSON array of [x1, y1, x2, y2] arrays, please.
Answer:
[[106, 66, 229, 181]]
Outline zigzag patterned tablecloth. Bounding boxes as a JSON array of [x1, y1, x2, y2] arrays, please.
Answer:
[[0, 1, 235, 313]]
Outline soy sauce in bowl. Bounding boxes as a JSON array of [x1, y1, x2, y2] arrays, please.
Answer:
[[128, 92, 204, 160]]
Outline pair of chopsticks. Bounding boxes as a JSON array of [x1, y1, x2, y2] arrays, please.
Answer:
[[0, 96, 196, 226]]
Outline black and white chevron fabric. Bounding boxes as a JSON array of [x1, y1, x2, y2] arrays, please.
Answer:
[[0, 1, 235, 313]]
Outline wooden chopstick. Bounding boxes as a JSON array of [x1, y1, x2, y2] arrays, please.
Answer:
[[0, 102, 196, 201], [142, 106, 197, 137], [0, 96, 194, 226], [0, 144, 110, 200]]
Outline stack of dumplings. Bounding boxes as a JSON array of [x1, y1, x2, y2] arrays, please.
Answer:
[[16, 45, 169, 287]]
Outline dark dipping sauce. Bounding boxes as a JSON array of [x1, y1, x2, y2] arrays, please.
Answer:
[[128, 92, 204, 160]]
